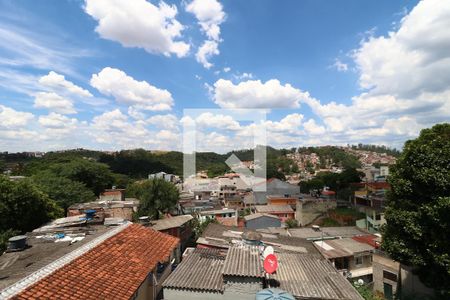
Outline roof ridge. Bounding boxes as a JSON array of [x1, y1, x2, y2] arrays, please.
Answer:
[[0, 222, 131, 299]]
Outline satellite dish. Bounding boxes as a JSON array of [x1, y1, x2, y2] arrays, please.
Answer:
[[263, 246, 274, 259], [264, 254, 278, 274], [256, 288, 295, 300]]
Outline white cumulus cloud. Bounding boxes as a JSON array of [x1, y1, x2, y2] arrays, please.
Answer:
[[90, 67, 174, 111], [33, 92, 76, 114], [196, 40, 219, 69], [186, 0, 226, 68], [38, 112, 78, 128], [84, 0, 190, 57], [39, 71, 93, 97], [213, 78, 309, 108], [0, 105, 34, 128]]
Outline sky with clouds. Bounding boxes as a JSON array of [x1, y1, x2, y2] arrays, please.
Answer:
[[0, 0, 449, 153]]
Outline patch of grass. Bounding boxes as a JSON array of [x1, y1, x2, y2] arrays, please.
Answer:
[[321, 217, 341, 227]]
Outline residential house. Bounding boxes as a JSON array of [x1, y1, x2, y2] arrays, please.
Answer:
[[267, 195, 298, 207], [223, 196, 243, 209], [379, 166, 389, 177], [353, 182, 390, 232], [0, 223, 179, 300], [372, 250, 435, 300], [183, 178, 219, 200], [254, 205, 294, 222], [253, 178, 300, 205], [244, 213, 281, 230], [67, 199, 139, 221], [150, 215, 194, 254], [313, 236, 375, 282], [200, 209, 238, 226], [99, 188, 125, 201], [149, 171, 179, 183], [372, 250, 400, 300]]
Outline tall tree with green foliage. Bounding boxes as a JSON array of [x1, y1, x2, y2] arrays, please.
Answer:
[[0, 176, 62, 233], [49, 159, 114, 195], [382, 123, 450, 294], [129, 178, 179, 220], [32, 171, 96, 212]]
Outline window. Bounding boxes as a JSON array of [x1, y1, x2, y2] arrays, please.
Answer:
[[383, 270, 398, 282], [355, 256, 363, 265]]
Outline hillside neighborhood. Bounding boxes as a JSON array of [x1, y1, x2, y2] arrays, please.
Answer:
[[1, 0, 449, 299], [1, 124, 448, 300]]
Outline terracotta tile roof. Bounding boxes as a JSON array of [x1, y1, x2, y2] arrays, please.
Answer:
[[12, 224, 179, 300], [352, 234, 379, 248]]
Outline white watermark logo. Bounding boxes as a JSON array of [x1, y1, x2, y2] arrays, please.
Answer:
[[182, 108, 267, 191]]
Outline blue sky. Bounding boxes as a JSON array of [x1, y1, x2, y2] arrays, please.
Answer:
[[0, 0, 449, 153]]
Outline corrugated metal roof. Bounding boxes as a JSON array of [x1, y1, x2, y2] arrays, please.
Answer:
[[201, 208, 236, 215], [271, 253, 363, 300], [150, 215, 193, 231], [255, 205, 294, 213], [163, 248, 226, 292], [222, 245, 263, 278], [287, 226, 368, 239], [244, 213, 280, 221], [199, 223, 319, 254]]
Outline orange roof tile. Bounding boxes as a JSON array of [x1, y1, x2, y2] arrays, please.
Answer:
[[12, 224, 179, 300]]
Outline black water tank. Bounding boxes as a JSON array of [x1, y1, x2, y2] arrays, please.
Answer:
[[8, 235, 28, 251]]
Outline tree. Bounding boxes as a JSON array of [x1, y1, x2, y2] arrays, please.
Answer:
[[207, 163, 229, 178], [191, 216, 218, 239], [382, 123, 450, 294], [49, 159, 114, 195], [128, 178, 179, 219], [285, 218, 298, 228], [0, 176, 62, 233], [0, 229, 19, 252], [32, 171, 96, 212]]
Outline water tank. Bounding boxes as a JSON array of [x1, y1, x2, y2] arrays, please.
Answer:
[[138, 216, 150, 225], [8, 235, 28, 251], [242, 231, 262, 245], [256, 288, 295, 300]]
